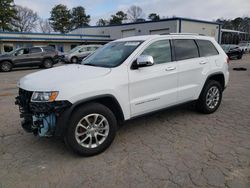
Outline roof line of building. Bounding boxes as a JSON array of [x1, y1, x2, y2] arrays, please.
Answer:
[[75, 17, 221, 30], [0, 36, 113, 42], [0, 31, 110, 38]]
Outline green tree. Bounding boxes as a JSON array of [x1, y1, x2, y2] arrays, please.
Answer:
[[96, 18, 109, 26], [109, 11, 127, 25], [49, 4, 72, 33], [148, 13, 160, 21], [71, 6, 90, 29], [231, 17, 244, 30], [0, 0, 17, 31]]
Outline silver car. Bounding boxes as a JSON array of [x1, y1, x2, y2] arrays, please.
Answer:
[[64, 45, 102, 63]]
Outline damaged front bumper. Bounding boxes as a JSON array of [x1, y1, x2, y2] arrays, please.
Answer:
[[15, 88, 71, 137]]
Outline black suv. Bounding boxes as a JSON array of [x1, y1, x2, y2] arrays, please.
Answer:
[[0, 46, 59, 72], [221, 44, 243, 60]]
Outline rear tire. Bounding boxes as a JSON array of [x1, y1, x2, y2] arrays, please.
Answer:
[[64, 103, 117, 156], [43, 59, 53, 69], [196, 80, 223, 114], [0, 61, 12, 72]]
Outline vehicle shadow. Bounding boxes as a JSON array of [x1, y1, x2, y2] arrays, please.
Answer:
[[26, 102, 199, 158]]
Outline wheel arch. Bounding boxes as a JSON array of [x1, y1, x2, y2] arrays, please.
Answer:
[[42, 57, 54, 63], [200, 72, 225, 97], [0, 59, 13, 65], [55, 94, 125, 137]]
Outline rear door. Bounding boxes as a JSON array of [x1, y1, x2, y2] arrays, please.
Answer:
[[28, 47, 43, 64], [129, 39, 178, 117], [173, 39, 210, 102]]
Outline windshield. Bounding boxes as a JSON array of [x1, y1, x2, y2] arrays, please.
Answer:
[[82, 41, 142, 68], [69, 46, 82, 53], [6, 48, 19, 55]]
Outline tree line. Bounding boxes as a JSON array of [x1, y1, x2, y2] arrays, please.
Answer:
[[0, 0, 160, 33], [0, 0, 249, 34]]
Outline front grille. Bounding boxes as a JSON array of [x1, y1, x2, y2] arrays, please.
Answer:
[[16, 89, 33, 115]]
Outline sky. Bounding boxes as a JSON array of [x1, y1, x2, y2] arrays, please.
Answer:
[[14, 0, 250, 25]]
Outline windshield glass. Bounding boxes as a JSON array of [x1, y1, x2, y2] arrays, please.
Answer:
[[69, 46, 82, 53], [6, 48, 19, 55], [82, 41, 142, 68]]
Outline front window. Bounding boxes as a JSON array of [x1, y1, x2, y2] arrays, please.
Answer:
[[141, 40, 172, 64], [82, 41, 142, 68]]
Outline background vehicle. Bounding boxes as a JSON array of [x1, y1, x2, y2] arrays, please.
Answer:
[[63, 45, 102, 63], [0, 46, 59, 72], [16, 34, 229, 156], [221, 44, 243, 59], [238, 41, 250, 53]]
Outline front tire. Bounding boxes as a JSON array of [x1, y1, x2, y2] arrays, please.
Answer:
[[64, 103, 117, 156], [71, 56, 78, 64], [0, 61, 12, 72], [196, 80, 223, 114], [237, 54, 242, 59]]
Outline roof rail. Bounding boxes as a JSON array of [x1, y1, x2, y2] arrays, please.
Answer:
[[171, 33, 207, 36], [169, 33, 200, 35]]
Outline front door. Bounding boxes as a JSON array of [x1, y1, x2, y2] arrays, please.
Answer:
[[12, 48, 30, 66], [129, 39, 178, 117]]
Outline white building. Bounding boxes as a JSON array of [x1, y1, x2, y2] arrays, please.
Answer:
[[71, 17, 222, 42], [0, 31, 112, 54]]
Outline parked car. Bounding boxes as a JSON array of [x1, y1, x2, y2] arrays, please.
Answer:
[[221, 44, 243, 59], [0, 46, 59, 72], [238, 41, 250, 53], [15, 34, 229, 156], [63, 45, 102, 63]]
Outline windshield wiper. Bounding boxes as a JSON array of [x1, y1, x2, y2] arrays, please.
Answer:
[[83, 63, 111, 68], [83, 63, 98, 67]]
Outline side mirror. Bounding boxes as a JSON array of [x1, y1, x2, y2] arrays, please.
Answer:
[[132, 55, 154, 69]]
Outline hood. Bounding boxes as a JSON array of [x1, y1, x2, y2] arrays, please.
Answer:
[[0, 53, 11, 58], [18, 64, 111, 91]]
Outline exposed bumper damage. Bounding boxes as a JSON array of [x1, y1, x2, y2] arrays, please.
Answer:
[[15, 88, 71, 137]]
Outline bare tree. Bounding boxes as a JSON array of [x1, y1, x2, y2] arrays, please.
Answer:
[[12, 5, 39, 32], [127, 5, 145, 22], [38, 18, 53, 33]]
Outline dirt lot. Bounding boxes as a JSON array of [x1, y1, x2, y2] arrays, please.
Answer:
[[0, 56, 250, 188]]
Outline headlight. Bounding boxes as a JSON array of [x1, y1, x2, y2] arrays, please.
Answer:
[[31, 91, 59, 102]]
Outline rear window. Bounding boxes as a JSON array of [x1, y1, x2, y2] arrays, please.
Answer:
[[196, 40, 219, 57], [43, 47, 55, 52], [174, 39, 199, 61], [29, 47, 42, 54]]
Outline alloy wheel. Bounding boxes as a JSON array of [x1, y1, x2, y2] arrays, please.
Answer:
[[206, 86, 220, 109], [75, 113, 109, 149]]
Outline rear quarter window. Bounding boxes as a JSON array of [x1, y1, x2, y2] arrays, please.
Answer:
[[29, 47, 42, 54], [196, 40, 219, 57], [173, 39, 199, 61], [42, 47, 55, 53]]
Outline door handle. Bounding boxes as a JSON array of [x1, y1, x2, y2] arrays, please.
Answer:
[[199, 61, 208, 65], [165, 66, 176, 71]]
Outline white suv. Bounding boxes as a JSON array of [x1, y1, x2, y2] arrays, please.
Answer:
[[15, 34, 229, 156]]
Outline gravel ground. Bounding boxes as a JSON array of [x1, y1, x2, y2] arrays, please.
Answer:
[[0, 57, 250, 188]]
